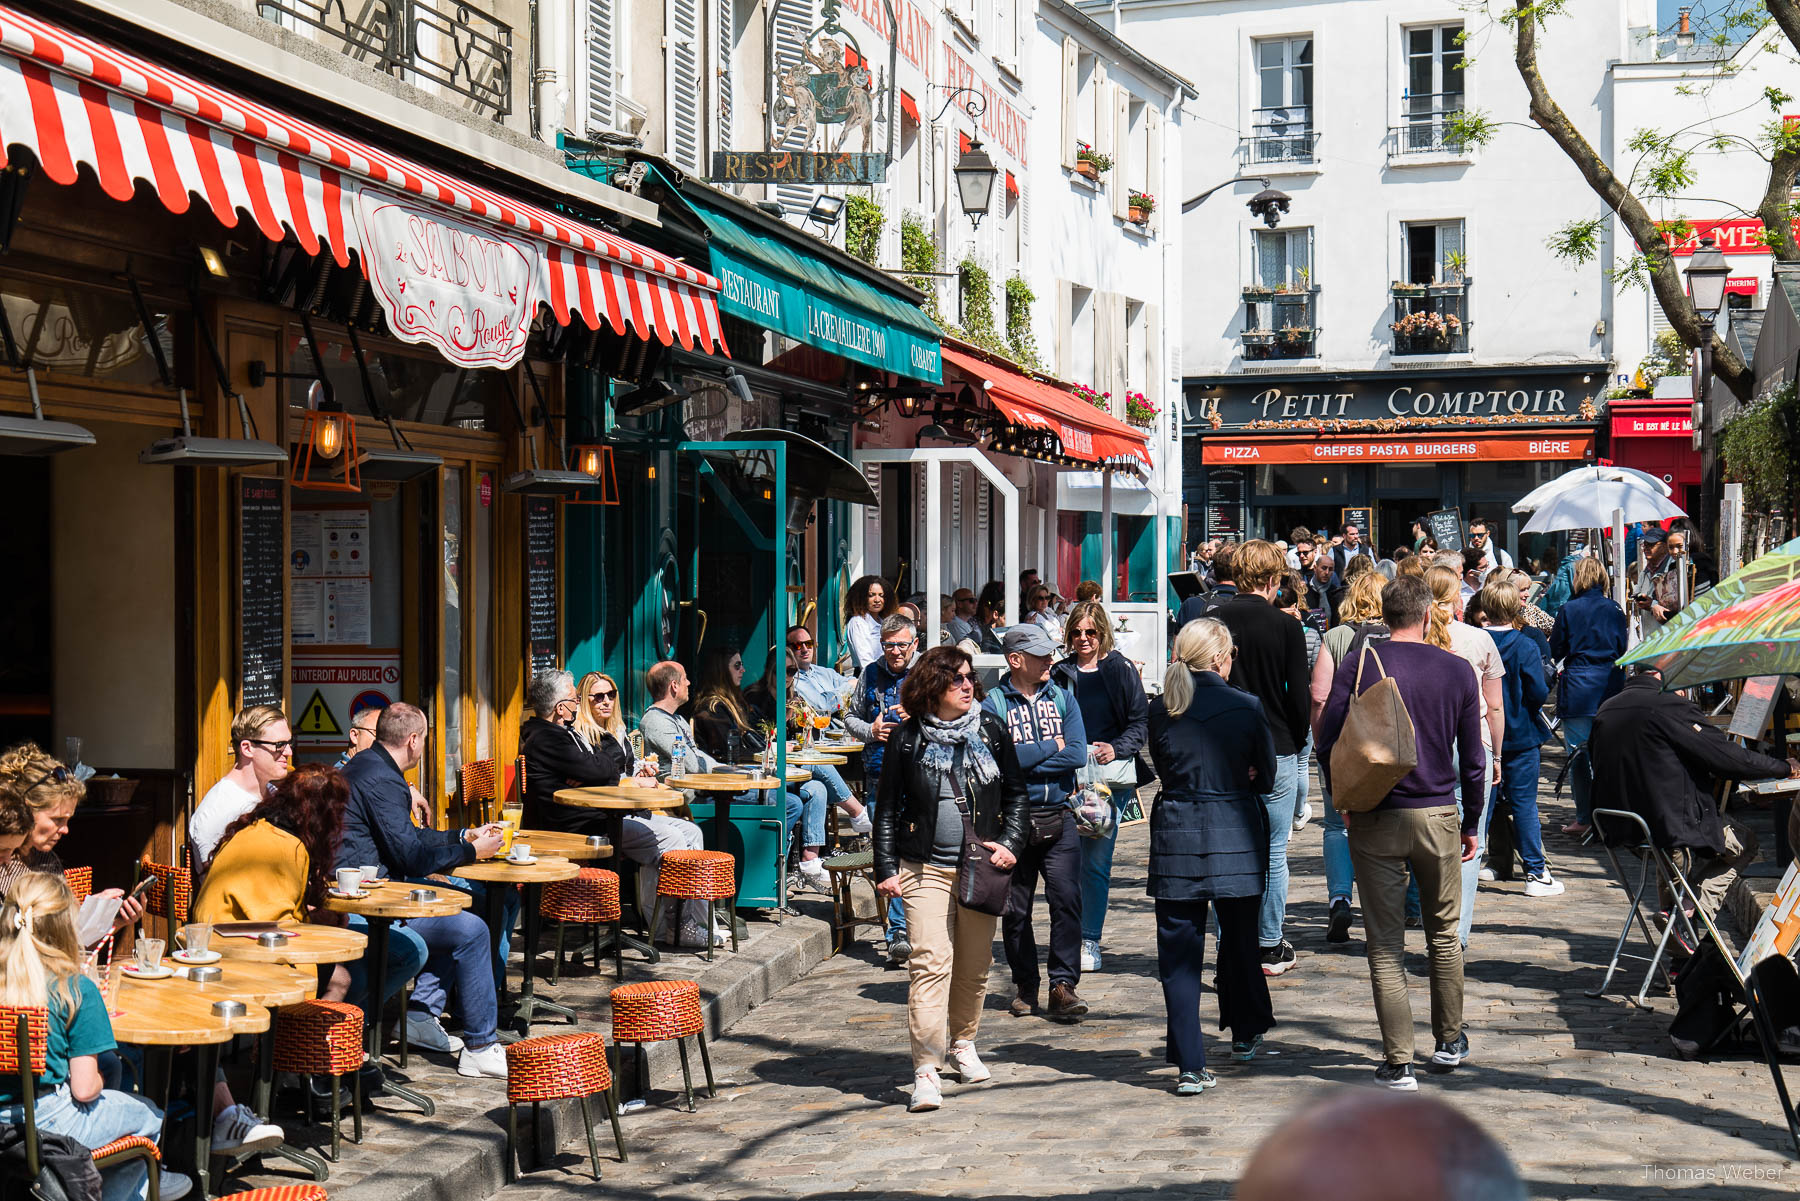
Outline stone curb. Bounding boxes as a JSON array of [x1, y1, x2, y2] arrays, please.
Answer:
[[342, 910, 834, 1201]]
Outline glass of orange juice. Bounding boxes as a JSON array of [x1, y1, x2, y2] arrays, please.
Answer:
[[812, 710, 831, 745], [499, 802, 522, 857]]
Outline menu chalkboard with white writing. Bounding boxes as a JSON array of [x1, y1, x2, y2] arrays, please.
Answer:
[[239, 477, 285, 708], [525, 497, 559, 676], [1427, 508, 1464, 554], [1205, 468, 1248, 541]]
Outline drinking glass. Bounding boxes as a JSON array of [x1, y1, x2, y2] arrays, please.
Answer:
[[177, 923, 212, 958], [134, 938, 165, 972]]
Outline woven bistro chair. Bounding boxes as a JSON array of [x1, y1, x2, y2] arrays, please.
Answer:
[[821, 850, 882, 956], [609, 979, 714, 1112], [217, 1188, 328, 1201], [271, 1001, 364, 1161], [0, 1006, 166, 1198], [460, 758, 500, 827], [135, 857, 191, 941], [61, 866, 92, 905], [541, 868, 624, 982], [648, 850, 738, 962], [503, 1031, 626, 1182]]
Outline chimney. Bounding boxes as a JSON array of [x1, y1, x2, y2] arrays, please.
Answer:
[[1677, 6, 1695, 47]]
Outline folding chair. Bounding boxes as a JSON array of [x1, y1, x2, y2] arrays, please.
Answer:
[[1587, 809, 1702, 1007]]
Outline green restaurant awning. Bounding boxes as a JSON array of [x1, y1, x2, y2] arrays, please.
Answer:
[[654, 168, 942, 383]]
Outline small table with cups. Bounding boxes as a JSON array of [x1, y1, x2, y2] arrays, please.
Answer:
[[452, 853, 580, 1032], [552, 785, 688, 963], [323, 879, 471, 1115], [514, 829, 614, 861]]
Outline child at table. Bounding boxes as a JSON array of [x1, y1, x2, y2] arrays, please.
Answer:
[[0, 873, 193, 1201]]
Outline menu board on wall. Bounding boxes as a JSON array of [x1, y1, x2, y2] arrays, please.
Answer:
[[525, 497, 559, 676], [239, 478, 285, 708], [1340, 507, 1374, 539], [1428, 507, 1464, 553], [1204, 468, 1248, 541]]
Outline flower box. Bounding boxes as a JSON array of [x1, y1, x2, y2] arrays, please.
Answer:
[[1076, 160, 1099, 180], [1128, 206, 1149, 224]]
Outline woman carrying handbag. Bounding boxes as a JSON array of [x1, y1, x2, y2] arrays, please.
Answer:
[[874, 645, 1029, 1113]]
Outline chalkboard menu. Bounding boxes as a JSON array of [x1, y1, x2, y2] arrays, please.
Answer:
[[525, 497, 559, 675], [1427, 507, 1464, 553], [1205, 468, 1248, 541], [1340, 507, 1373, 539], [239, 477, 285, 708]]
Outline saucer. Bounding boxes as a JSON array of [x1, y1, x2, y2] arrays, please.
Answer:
[[504, 855, 538, 866], [121, 963, 173, 980], [172, 949, 221, 965], [327, 887, 370, 899]]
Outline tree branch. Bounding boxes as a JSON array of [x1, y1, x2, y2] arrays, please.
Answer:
[[1514, 8, 1751, 398]]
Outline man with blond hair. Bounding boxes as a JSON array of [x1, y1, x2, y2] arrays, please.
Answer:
[[190, 704, 291, 867], [1215, 539, 1311, 977]]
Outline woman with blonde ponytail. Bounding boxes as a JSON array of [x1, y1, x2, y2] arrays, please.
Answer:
[[1145, 618, 1278, 1094], [0, 874, 190, 1200]]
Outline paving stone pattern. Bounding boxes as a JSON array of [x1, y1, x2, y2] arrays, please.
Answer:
[[495, 769, 1800, 1201]]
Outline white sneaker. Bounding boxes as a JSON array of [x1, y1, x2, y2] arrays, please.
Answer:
[[1292, 803, 1313, 832], [948, 1040, 990, 1083], [1079, 938, 1102, 973], [159, 1170, 196, 1201], [798, 859, 830, 892], [457, 1042, 508, 1079], [405, 1012, 465, 1055], [210, 1104, 283, 1155], [1523, 870, 1566, 898], [1477, 866, 1496, 882], [908, 1067, 942, 1111], [849, 811, 874, 835]]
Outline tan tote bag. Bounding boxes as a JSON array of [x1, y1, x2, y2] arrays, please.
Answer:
[[1329, 642, 1418, 813]]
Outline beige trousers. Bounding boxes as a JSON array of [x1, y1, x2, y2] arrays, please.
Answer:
[[1664, 817, 1759, 922], [899, 860, 999, 1072]]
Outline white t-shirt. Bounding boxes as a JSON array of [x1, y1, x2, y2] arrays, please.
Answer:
[[1446, 621, 1504, 755], [189, 775, 262, 866]]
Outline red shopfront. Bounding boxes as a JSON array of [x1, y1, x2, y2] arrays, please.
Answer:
[[1605, 400, 1700, 515]]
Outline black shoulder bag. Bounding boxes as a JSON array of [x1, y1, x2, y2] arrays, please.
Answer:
[[953, 745, 1013, 915]]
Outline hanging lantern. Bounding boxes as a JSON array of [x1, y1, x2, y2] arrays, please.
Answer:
[[564, 444, 621, 507], [294, 380, 361, 492]]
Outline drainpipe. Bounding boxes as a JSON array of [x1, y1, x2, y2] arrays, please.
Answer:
[[535, 0, 569, 142]]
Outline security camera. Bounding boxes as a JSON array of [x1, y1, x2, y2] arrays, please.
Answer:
[[1248, 188, 1291, 229]]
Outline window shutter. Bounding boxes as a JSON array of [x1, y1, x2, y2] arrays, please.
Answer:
[[1108, 294, 1129, 403], [716, 0, 733, 151], [584, 0, 617, 133], [666, 0, 703, 172], [1111, 86, 1131, 220], [1056, 281, 1074, 378], [1092, 292, 1114, 396], [1093, 62, 1111, 170], [1144, 302, 1161, 411], [1145, 104, 1163, 232], [770, 0, 816, 220], [1060, 37, 1079, 168]]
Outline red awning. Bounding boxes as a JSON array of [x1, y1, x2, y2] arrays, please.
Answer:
[[1202, 430, 1594, 465], [900, 90, 919, 123], [1609, 401, 1694, 439], [941, 344, 1150, 467], [1005, 171, 1019, 198], [0, 4, 726, 366], [958, 132, 972, 154]]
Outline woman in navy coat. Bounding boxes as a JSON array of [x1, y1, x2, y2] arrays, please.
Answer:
[[1147, 617, 1278, 1095], [1548, 557, 1629, 836]]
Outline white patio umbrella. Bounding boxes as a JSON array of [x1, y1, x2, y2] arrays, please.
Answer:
[[1511, 464, 1671, 514], [1520, 476, 1687, 534]]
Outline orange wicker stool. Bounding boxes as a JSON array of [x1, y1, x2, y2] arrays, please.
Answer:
[[541, 868, 624, 982], [649, 850, 738, 962], [61, 866, 92, 905], [136, 857, 190, 940], [504, 1032, 627, 1181], [272, 1001, 364, 1160], [209, 1188, 328, 1201], [609, 979, 714, 1111]]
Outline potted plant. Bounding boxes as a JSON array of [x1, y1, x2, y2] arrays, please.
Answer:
[[1391, 280, 1427, 296], [1127, 191, 1155, 224], [1123, 390, 1159, 428], [1279, 324, 1314, 347], [1429, 255, 1468, 295], [1391, 309, 1462, 352], [1075, 141, 1112, 180], [1242, 282, 1275, 299], [1072, 382, 1110, 412], [1241, 327, 1276, 360]]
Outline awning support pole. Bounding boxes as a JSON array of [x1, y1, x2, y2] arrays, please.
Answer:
[[925, 457, 942, 648], [1101, 471, 1116, 601]]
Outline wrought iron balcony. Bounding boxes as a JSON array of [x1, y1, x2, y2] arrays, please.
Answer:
[[1241, 284, 1319, 360], [1389, 97, 1468, 157], [1239, 107, 1318, 166], [256, 0, 513, 120], [1390, 281, 1471, 355]]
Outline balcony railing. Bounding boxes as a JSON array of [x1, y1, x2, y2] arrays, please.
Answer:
[[1241, 284, 1319, 360], [1390, 281, 1471, 354], [1389, 96, 1467, 157], [256, 0, 512, 119], [1239, 107, 1318, 165]]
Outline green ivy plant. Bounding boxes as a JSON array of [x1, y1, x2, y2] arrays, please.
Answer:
[[955, 256, 1009, 357], [1719, 380, 1799, 511], [899, 212, 940, 320], [1004, 274, 1041, 369], [845, 194, 883, 265]]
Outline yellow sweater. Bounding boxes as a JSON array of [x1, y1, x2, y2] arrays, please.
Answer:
[[192, 820, 309, 924]]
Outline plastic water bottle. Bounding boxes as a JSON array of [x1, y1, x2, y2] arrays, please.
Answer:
[[671, 733, 688, 780]]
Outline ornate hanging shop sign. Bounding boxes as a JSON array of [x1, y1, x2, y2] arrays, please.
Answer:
[[711, 151, 889, 184], [775, 0, 877, 152], [353, 186, 539, 369]]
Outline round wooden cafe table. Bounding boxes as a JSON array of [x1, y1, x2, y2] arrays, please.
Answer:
[[213, 920, 368, 965], [322, 880, 470, 1115], [453, 856, 579, 1031], [675, 771, 780, 855], [515, 829, 614, 861], [554, 786, 688, 963], [785, 750, 848, 766]]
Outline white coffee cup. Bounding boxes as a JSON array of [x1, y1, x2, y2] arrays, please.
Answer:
[[360, 866, 381, 886], [508, 841, 532, 863], [335, 868, 363, 894]]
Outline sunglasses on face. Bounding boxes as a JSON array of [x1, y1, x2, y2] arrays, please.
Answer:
[[1071, 628, 1098, 639], [788, 638, 813, 649], [248, 738, 292, 753], [950, 671, 979, 687], [590, 690, 616, 702], [786, 666, 799, 676]]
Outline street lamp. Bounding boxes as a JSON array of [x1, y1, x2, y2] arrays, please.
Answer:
[[1684, 234, 1730, 536], [953, 138, 998, 229]]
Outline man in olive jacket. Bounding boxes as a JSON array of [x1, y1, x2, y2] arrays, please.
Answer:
[[1591, 666, 1796, 919]]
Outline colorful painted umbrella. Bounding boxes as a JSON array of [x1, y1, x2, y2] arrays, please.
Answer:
[[1621, 537, 1800, 689]]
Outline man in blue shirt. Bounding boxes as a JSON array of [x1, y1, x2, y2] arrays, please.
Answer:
[[338, 702, 509, 1078], [845, 614, 918, 962], [986, 624, 1089, 1022]]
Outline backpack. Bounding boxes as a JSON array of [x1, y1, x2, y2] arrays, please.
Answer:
[[1328, 642, 1418, 812]]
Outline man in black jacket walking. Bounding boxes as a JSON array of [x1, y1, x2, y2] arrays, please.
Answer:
[[1591, 666, 1796, 920], [1214, 539, 1312, 974]]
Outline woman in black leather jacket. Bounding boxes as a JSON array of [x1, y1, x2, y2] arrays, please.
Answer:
[[874, 645, 1028, 1114]]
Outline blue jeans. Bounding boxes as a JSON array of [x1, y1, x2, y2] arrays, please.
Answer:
[[793, 779, 829, 848], [406, 910, 500, 1049], [868, 773, 906, 935], [1496, 745, 1547, 876], [1562, 716, 1594, 824], [1258, 754, 1299, 947], [809, 763, 855, 810], [1459, 785, 1497, 947], [1079, 787, 1134, 942], [425, 876, 521, 986], [1, 1085, 164, 1201], [343, 914, 429, 1008], [1293, 733, 1313, 823], [1319, 778, 1355, 906]]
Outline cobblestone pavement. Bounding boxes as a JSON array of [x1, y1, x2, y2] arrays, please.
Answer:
[[495, 775, 1800, 1201]]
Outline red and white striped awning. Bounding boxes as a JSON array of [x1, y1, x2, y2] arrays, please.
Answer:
[[0, 3, 726, 366]]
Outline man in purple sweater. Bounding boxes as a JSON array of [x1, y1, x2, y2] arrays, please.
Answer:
[[1316, 574, 1485, 1093]]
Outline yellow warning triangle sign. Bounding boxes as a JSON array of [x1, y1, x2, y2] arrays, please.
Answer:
[[295, 689, 342, 736]]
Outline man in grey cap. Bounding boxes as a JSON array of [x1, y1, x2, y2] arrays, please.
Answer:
[[985, 624, 1090, 1021]]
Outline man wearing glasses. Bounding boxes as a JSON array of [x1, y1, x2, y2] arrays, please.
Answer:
[[845, 614, 921, 962], [337, 705, 381, 769], [189, 704, 292, 867], [947, 589, 978, 645], [785, 625, 874, 839]]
